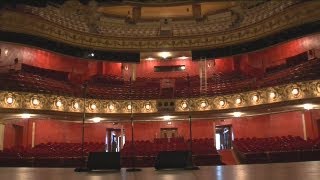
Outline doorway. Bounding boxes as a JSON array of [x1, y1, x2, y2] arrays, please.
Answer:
[[160, 128, 178, 139], [215, 125, 233, 150], [13, 125, 23, 147], [106, 128, 123, 152]]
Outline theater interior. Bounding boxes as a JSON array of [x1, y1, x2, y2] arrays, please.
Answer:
[[1, 0, 320, 179]]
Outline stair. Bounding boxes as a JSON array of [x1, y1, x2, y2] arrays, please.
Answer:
[[219, 149, 239, 165]]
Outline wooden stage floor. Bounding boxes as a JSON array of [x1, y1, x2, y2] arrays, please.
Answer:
[[0, 161, 319, 180]]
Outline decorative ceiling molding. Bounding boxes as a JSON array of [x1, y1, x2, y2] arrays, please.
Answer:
[[0, 1, 320, 51], [0, 80, 319, 116]]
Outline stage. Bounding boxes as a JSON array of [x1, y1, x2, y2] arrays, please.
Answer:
[[0, 161, 319, 180]]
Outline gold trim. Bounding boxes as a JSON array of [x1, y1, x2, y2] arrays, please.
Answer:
[[0, 80, 319, 114]]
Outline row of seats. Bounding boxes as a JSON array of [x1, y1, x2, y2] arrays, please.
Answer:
[[121, 138, 222, 167], [0, 142, 105, 167], [233, 136, 320, 164]]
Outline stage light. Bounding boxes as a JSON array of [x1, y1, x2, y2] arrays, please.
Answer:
[[233, 112, 242, 117], [158, 52, 171, 59], [292, 88, 299, 95], [163, 115, 171, 121], [91, 117, 102, 123], [303, 103, 314, 110], [21, 113, 31, 119]]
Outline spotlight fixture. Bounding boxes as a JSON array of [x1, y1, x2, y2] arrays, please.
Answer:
[[292, 88, 299, 95], [158, 52, 171, 59], [233, 112, 242, 117], [91, 117, 102, 123], [303, 103, 314, 110]]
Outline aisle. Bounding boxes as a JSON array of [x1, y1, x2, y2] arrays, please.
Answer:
[[219, 149, 238, 165]]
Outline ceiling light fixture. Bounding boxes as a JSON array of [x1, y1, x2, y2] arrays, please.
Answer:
[[158, 52, 171, 59], [303, 103, 314, 110], [178, 56, 189, 60], [163, 115, 172, 121], [292, 88, 299, 95], [233, 112, 242, 117], [21, 113, 32, 119], [91, 117, 102, 123]]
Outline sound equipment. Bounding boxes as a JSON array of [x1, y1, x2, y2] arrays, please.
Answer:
[[87, 152, 121, 171], [154, 151, 190, 170]]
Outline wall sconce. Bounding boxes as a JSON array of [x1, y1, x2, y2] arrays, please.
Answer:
[[55, 100, 62, 107], [291, 88, 299, 96], [219, 99, 225, 107], [252, 95, 259, 102], [73, 101, 79, 110], [235, 98, 242, 105], [145, 103, 151, 110], [32, 97, 40, 106]]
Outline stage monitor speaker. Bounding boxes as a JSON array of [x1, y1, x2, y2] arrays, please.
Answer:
[[155, 151, 189, 170], [87, 152, 121, 170]]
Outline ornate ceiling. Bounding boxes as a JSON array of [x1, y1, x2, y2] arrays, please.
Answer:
[[1, 0, 320, 52]]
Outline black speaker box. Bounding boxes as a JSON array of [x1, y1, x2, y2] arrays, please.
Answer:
[[87, 152, 121, 170], [155, 151, 190, 170]]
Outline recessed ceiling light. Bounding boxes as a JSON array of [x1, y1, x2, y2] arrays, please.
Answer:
[[21, 113, 32, 119], [163, 115, 171, 121], [233, 112, 242, 117], [91, 117, 102, 123], [178, 56, 189, 60], [158, 52, 171, 59], [145, 57, 155, 61], [303, 103, 314, 110]]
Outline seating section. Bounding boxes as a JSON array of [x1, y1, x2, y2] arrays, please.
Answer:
[[241, 0, 299, 27], [0, 142, 105, 167], [233, 136, 320, 164], [121, 138, 222, 167]]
